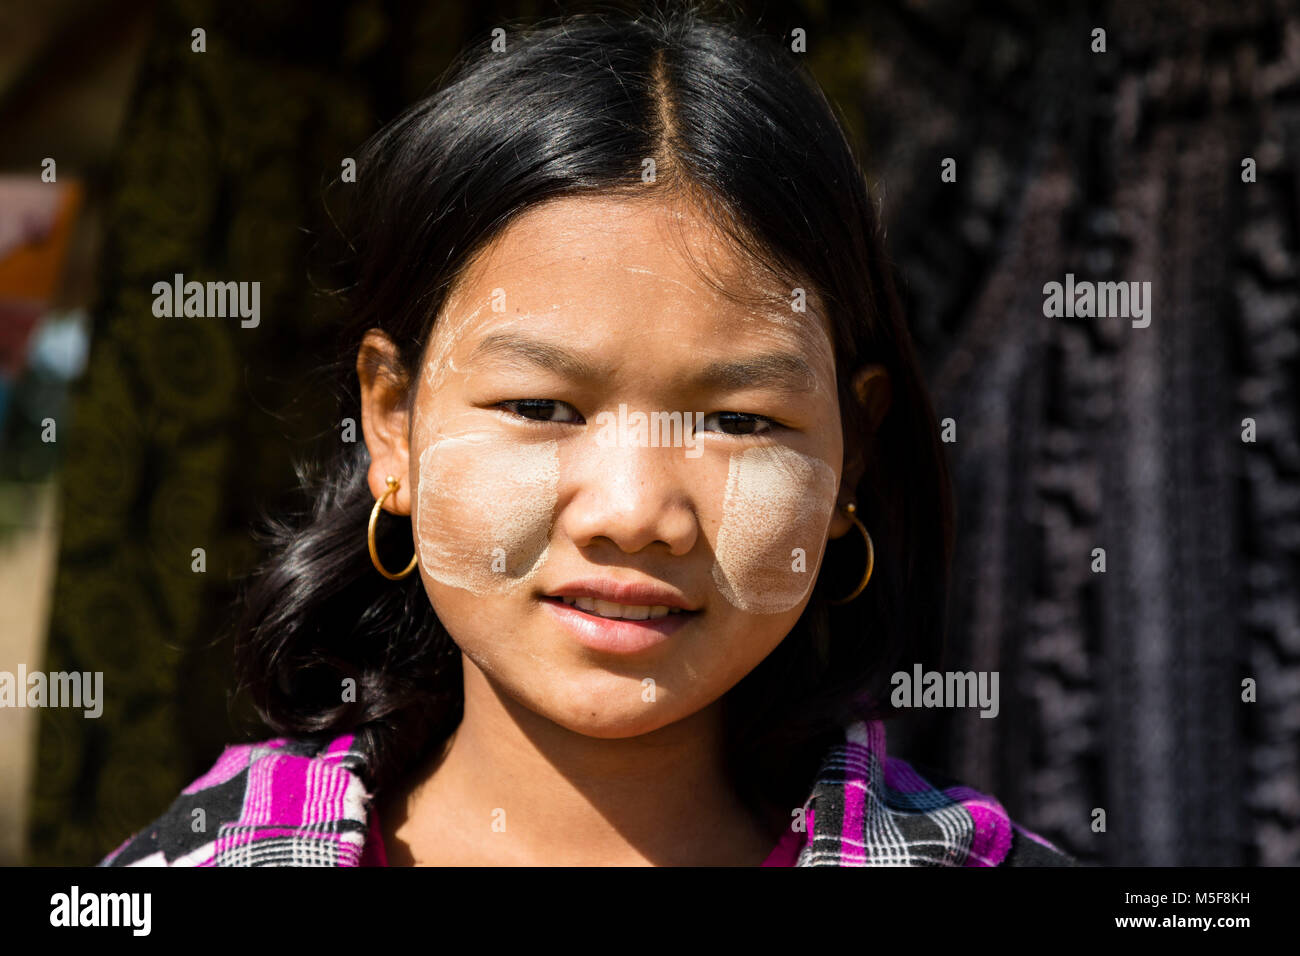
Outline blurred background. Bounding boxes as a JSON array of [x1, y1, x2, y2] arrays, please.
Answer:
[[1, 0, 1296, 866]]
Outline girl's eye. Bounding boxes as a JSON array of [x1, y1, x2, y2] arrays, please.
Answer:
[[498, 399, 584, 424], [700, 411, 777, 436]]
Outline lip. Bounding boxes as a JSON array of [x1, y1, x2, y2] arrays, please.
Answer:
[[541, 597, 695, 654], [545, 578, 698, 611]]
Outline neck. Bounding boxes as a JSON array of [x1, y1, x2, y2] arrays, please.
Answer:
[[383, 654, 781, 866]]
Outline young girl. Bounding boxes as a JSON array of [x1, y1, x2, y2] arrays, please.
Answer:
[[100, 7, 1074, 867]]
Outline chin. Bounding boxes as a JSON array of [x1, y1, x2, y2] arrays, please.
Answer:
[[551, 709, 683, 740], [528, 675, 696, 740]]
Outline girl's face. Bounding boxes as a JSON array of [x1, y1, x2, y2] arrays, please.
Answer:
[[365, 194, 856, 739]]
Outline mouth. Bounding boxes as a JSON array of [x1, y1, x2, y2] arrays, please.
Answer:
[[547, 594, 687, 620], [543, 578, 700, 612], [539, 589, 701, 655]]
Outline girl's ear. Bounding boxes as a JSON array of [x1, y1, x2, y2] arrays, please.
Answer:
[[829, 363, 891, 540], [357, 329, 414, 515], [852, 364, 892, 432]]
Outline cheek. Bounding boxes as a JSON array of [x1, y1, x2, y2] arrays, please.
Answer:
[[415, 435, 559, 594], [710, 445, 838, 614]]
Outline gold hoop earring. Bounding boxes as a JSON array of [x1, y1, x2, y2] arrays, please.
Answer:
[[829, 502, 874, 604], [367, 475, 418, 581]]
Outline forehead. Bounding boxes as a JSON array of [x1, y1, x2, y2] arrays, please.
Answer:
[[424, 194, 836, 373], [461, 194, 771, 296]]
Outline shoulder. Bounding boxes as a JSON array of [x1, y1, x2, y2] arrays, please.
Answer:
[[802, 720, 1077, 867], [902, 757, 1078, 867], [98, 733, 377, 867]]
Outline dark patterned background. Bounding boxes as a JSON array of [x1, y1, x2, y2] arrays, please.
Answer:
[[22, 0, 1299, 865]]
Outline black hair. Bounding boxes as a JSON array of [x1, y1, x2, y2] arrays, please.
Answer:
[[232, 3, 954, 820]]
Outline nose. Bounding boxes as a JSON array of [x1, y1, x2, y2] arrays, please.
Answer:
[[557, 440, 699, 557]]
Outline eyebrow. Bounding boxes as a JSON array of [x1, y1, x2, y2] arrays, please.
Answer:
[[468, 331, 820, 395]]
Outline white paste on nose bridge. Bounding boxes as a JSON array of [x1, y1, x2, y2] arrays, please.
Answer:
[[416, 434, 559, 594], [710, 445, 838, 614]]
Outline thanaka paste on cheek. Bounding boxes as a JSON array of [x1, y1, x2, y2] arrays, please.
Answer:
[[416, 433, 559, 594], [710, 445, 839, 614]]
